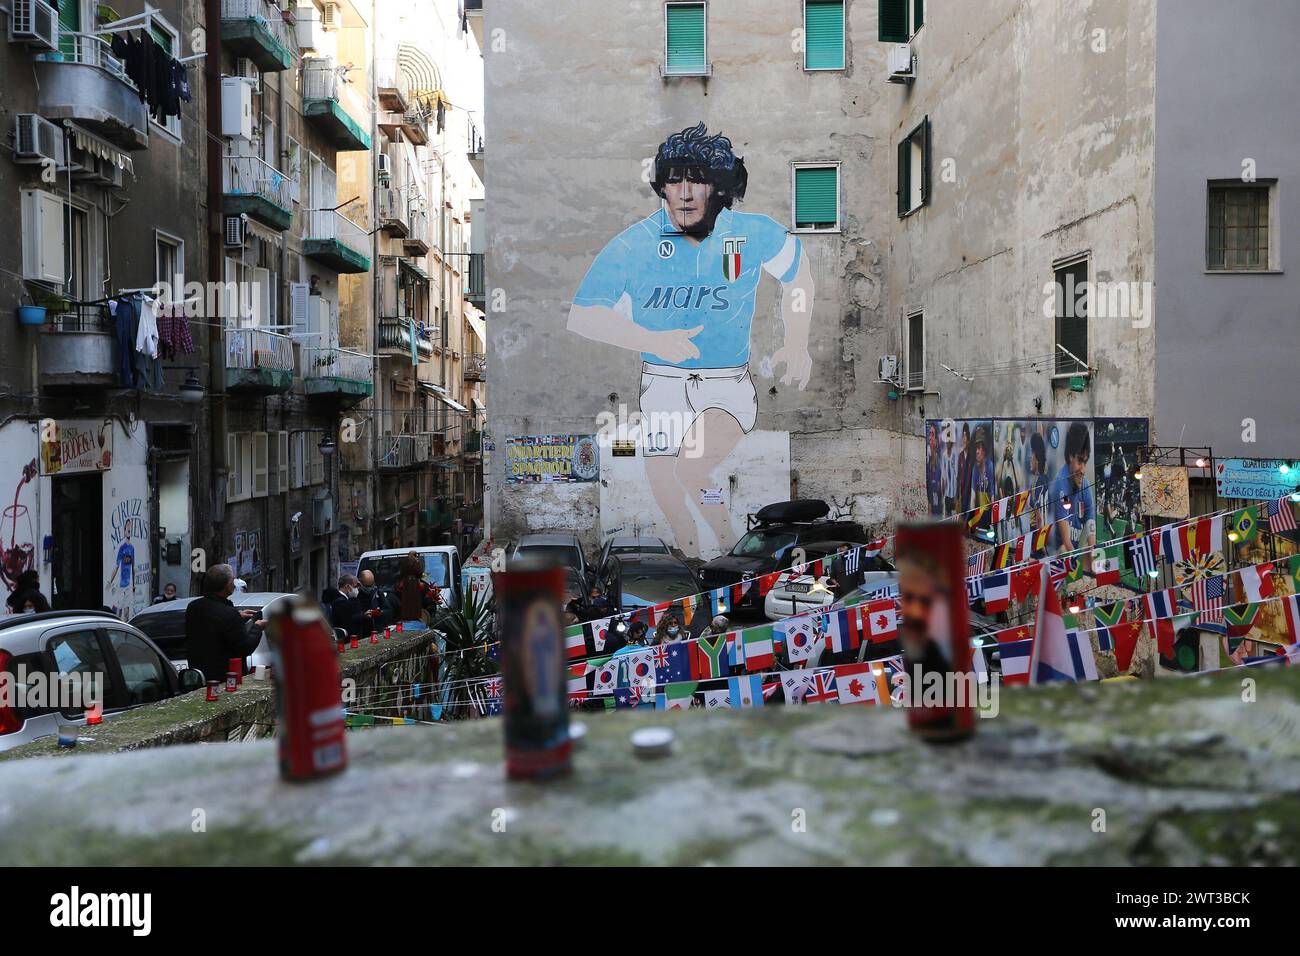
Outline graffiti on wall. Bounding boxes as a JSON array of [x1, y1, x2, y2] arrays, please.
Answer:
[[2, 460, 39, 598], [567, 123, 814, 555], [926, 418, 1098, 557], [106, 496, 149, 618]]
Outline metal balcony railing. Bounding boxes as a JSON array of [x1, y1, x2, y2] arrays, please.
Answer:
[[302, 57, 369, 128], [56, 33, 135, 87], [223, 326, 294, 371], [305, 208, 369, 257], [377, 186, 409, 228], [464, 352, 486, 382], [223, 153, 291, 209], [406, 207, 430, 248], [220, 0, 293, 50], [467, 113, 484, 155], [465, 252, 485, 304], [302, 345, 370, 382]]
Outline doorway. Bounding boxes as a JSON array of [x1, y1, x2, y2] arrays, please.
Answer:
[[52, 473, 103, 610]]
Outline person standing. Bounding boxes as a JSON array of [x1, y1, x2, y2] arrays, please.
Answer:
[[5, 570, 50, 615], [184, 564, 261, 683]]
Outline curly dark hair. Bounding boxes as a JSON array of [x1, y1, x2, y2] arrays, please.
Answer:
[[650, 122, 749, 205]]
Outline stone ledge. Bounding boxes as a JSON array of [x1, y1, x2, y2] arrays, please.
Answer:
[[0, 631, 435, 761], [1, 667, 1297, 865]]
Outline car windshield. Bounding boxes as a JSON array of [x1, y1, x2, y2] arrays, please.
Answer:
[[358, 553, 451, 589], [730, 529, 798, 558], [621, 566, 698, 602], [516, 544, 582, 569], [610, 542, 668, 555]]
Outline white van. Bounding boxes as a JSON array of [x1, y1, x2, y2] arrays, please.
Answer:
[[356, 546, 463, 611]]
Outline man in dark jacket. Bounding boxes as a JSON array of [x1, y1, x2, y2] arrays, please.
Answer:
[[356, 570, 390, 633], [329, 574, 367, 638], [184, 564, 261, 683], [828, 542, 864, 600]]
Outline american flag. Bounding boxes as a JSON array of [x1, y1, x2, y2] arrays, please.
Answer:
[[1268, 496, 1297, 534], [1128, 534, 1157, 578], [968, 549, 989, 577], [1186, 574, 1225, 625]]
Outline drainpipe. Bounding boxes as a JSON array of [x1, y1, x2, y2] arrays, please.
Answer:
[[205, 0, 227, 564], [370, 0, 380, 553]]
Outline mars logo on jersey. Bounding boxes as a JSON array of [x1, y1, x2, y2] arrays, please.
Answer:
[[721, 237, 746, 281]]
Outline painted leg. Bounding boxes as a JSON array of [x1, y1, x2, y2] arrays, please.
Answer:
[[645, 455, 700, 553], [675, 409, 745, 555]]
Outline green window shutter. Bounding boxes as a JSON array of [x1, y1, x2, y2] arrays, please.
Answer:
[[897, 138, 910, 217], [805, 1, 845, 70], [666, 4, 707, 74], [795, 167, 838, 229], [57, 1, 80, 57], [879, 0, 908, 43], [920, 116, 931, 205], [914, 0, 924, 31]]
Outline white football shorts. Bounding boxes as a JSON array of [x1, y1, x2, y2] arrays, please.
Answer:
[[637, 362, 758, 457]]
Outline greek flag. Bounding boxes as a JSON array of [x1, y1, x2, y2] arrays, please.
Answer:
[[1128, 534, 1156, 578]]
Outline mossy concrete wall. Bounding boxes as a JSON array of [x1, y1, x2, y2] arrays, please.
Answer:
[[1, 667, 1298, 865], [0, 631, 437, 761]]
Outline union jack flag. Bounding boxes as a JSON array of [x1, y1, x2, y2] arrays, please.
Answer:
[[651, 645, 671, 669], [483, 677, 502, 699], [805, 670, 839, 704], [1268, 496, 1298, 534], [1186, 574, 1225, 626]]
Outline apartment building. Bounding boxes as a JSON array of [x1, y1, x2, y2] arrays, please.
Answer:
[[214, 0, 373, 597], [0, 0, 209, 616], [486, 0, 1300, 557]]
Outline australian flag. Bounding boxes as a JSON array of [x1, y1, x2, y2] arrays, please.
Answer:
[[654, 642, 691, 684]]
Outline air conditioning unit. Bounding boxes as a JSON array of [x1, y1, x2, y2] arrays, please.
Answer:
[[313, 495, 335, 535], [878, 355, 900, 383], [13, 114, 64, 166], [234, 57, 261, 92], [376, 153, 392, 180], [221, 76, 254, 140], [224, 215, 246, 249], [321, 2, 341, 30], [887, 43, 915, 83], [98, 157, 126, 189], [9, 0, 59, 51]]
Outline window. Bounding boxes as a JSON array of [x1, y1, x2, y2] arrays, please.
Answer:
[[226, 433, 258, 502], [905, 310, 924, 390], [793, 164, 840, 231], [897, 117, 930, 216], [155, 231, 184, 301], [1053, 254, 1089, 375], [149, 14, 183, 141], [1207, 181, 1275, 271], [804, 1, 845, 70], [664, 2, 708, 76], [106, 630, 171, 706], [64, 204, 89, 302], [879, 0, 923, 42], [46, 630, 119, 717]]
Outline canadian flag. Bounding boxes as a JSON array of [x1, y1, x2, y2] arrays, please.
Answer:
[[833, 663, 878, 705], [864, 600, 898, 643], [1240, 562, 1275, 603]]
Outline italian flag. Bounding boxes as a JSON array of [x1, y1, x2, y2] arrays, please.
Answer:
[[565, 626, 587, 660], [741, 624, 775, 671], [1092, 544, 1122, 585]]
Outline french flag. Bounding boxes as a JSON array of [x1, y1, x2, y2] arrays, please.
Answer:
[[1029, 562, 1098, 683], [982, 570, 1011, 613]]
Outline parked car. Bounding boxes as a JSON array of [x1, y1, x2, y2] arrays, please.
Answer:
[[764, 543, 897, 620], [356, 546, 463, 610], [699, 499, 867, 615], [1, 610, 206, 752], [596, 535, 670, 575], [510, 533, 591, 582], [602, 553, 701, 611], [130, 592, 293, 672]]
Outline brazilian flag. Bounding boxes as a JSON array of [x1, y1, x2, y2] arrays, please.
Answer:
[[1231, 505, 1261, 543]]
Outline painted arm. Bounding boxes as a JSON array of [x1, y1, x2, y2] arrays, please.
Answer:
[[771, 253, 814, 390], [566, 304, 703, 365]]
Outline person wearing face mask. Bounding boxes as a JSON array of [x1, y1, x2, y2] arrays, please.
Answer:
[[653, 612, 685, 645], [6, 570, 50, 616], [328, 574, 367, 639]]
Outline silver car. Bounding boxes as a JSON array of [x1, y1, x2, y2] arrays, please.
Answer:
[[0, 610, 205, 752]]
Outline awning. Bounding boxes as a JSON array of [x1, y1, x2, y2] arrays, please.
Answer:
[[399, 258, 430, 283], [419, 382, 448, 396], [465, 311, 486, 346], [438, 395, 470, 413], [67, 123, 135, 177], [472, 398, 485, 412]]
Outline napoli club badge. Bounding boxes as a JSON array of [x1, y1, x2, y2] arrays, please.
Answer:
[[722, 236, 746, 281]]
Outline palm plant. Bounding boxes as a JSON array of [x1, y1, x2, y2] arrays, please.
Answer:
[[429, 586, 497, 719]]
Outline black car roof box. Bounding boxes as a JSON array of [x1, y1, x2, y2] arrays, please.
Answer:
[[754, 499, 830, 525]]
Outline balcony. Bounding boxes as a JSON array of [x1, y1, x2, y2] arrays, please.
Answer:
[[464, 352, 486, 383], [302, 58, 373, 152], [220, 0, 295, 72], [34, 34, 149, 151], [302, 346, 373, 403], [377, 186, 409, 238], [419, 505, 454, 531], [378, 433, 418, 470], [223, 154, 293, 231], [465, 252, 485, 309], [404, 207, 431, 256], [463, 0, 484, 49], [466, 113, 484, 182], [376, 62, 410, 114], [304, 209, 371, 273], [378, 317, 434, 360], [37, 307, 117, 389], [223, 326, 295, 393]]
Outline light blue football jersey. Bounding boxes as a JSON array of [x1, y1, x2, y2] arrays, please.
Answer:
[[572, 207, 801, 369]]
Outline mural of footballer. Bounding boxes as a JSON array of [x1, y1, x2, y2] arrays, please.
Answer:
[[567, 123, 814, 554]]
